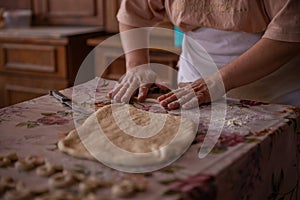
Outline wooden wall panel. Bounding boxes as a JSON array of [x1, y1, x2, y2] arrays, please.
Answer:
[[5, 84, 49, 105], [0, 43, 67, 78], [1, 75, 68, 106], [32, 0, 104, 26], [1, 43, 56, 72], [104, 0, 120, 33], [0, 0, 31, 10], [46, 0, 95, 17], [0, 0, 121, 32]]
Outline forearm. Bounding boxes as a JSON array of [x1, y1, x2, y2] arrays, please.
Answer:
[[119, 23, 150, 70], [220, 38, 300, 91]]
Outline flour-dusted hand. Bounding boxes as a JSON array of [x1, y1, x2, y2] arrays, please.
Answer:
[[158, 73, 226, 110], [108, 65, 157, 103]]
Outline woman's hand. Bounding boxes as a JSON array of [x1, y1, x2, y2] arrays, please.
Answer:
[[158, 73, 226, 110], [108, 65, 166, 103]]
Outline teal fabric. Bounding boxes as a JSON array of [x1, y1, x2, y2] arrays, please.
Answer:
[[174, 26, 184, 47]]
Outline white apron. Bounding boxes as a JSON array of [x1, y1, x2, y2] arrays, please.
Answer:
[[178, 27, 300, 107]]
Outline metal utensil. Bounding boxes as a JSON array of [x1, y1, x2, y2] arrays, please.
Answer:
[[49, 90, 93, 116]]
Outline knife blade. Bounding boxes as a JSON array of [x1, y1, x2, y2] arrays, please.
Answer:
[[49, 90, 92, 116]]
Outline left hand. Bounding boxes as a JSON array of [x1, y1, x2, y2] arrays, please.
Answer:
[[157, 73, 225, 110], [108, 65, 170, 103]]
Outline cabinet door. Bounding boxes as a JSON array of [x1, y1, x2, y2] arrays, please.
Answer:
[[32, 0, 104, 26], [0, 0, 31, 10], [104, 0, 120, 33], [0, 75, 68, 107], [0, 43, 67, 78]]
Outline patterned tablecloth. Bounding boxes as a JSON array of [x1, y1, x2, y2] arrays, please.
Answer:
[[0, 78, 300, 200]]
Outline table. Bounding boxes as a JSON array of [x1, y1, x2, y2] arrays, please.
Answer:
[[0, 78, 299, 200]]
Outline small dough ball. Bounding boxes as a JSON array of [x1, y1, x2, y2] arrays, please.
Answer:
[[111, 180, 137, 198], [34, 190, 76, 200], [86, 193, 108, 200], [69, 171, 86, 182], [4, 188, 31, 200], [135, 181, 148, 192], [36, 162, 62, 177], [48, 171, 75, 188], [6, 153, 18, 162], [0, 152, 18, 167], [0, 176, 15, 194], [78, 176, 106, 194], [0, 157, 11, 168], [14, 160, 34, 171], [0, 176, 15, 187], [25, 155, 44, 166]]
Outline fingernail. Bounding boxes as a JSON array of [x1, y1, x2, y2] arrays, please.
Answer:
[[161, 100, 167, 106], [157, 97, 163, 102], [182, 104, 191, 109], [168, 103, 176, 109]]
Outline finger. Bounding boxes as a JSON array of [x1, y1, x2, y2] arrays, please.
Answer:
[[137, 84, 151, 101], [182, 92, 206, 109], [160, 88, 189, 107], [120, 80, 139, 103], [157, 91, 175, 102], [159, 94, 178, 107], [121, 85, 138, 103], [158, 84, 192, 103], [191, 81, 207, 92], [167, 101, 180, 110], [114, 83, 130, 102], [167, 91, 195, 110], [108, 84, 123, 98], [191, 78, 205, 87], [178, 82, 192, 88], [182, 97, 199, 109]]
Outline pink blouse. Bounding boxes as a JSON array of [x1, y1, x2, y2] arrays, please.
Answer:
[[117, 0, 300, 42]]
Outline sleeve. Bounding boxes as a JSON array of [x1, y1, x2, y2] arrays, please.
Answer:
[[117, 0, 166, 27], [262, 0, 300, 42]]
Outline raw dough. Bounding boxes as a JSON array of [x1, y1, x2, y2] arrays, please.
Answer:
[[78, 176, 108, 194], [14, 160, 34, 171], [48, 171, 75, 188], [15, 156, 44, 171], [58, 104, 196, 171], [111, 180, 137, 198], [0, 153, 18, 167], [36, 161, 62, 177]]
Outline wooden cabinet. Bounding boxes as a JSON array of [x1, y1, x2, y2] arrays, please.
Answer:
[[32, 0, 104, 27], [0, 0, 31, 10], [0, 27, 103, 107], [0, 0, 120, 33], [0, 43, 67, 77], [0, 74, 68, 106], [0, 0, 121, 107]]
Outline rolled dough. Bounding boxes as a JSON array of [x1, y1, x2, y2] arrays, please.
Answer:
[[58, 104, 196, 171]]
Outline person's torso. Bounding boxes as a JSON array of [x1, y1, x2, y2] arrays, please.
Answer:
[[165, 0, 270, 33]]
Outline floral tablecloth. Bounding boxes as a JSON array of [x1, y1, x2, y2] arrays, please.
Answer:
[[0, 78, 300, 200]]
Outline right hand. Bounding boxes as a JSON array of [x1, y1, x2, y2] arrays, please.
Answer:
[[108, 65, 158, 103], [158, 73, 226, 110]]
